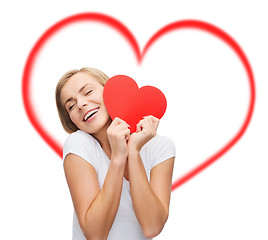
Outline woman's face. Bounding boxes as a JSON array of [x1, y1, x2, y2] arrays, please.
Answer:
[[60, 72, 111, 135]]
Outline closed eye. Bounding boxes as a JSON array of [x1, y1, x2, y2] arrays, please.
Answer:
[[85, 90, 93, 95], [69, 103, 75, 111]]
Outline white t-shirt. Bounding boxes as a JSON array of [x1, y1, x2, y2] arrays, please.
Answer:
[[63, 130, 176, 240]]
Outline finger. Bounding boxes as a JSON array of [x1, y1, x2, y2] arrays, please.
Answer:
[[125, 129, 131, 141], [143, 115, 159, 129], [118, 119, 131, 129], [141, 117, 158, 138], [110, 117, 121, 127], [136, 120, 144, 132], [136, 125, 142, 133], [111, 118, 129, 129], [111, 127, 130, 141], [152, 117, 159, 129], [121, 128, 131, 140], [141, 116, 154, 129], [143, 115, 159, 123], [143, 118, 154, 132], [112, 117, 129, 126], [115, 122, 131, 132]]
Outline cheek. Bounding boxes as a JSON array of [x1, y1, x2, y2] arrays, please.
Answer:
[[69, 111, 79, 124], [97, 88, 104, 102]]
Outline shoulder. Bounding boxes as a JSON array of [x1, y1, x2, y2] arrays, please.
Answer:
[[63, 130, 99, 168], [63, 130, 97, 151], [142, 134, 176, 169], [145, 134, 176, 151], [64, 130, 95, 145]]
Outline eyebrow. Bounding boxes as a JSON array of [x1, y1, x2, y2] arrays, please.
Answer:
[[64, 84, 92, 107]]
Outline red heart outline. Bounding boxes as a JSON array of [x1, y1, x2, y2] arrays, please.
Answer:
[[22, 12, 255, 190]]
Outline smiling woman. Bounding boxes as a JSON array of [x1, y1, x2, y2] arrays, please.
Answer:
[[55, 68, 109, 134], [55, 67, 176, 240]]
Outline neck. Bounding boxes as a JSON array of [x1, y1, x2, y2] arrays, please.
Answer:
[[91, 118, 112, 159]]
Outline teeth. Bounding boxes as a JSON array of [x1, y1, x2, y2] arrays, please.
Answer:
[[84, 108, 99, 121]]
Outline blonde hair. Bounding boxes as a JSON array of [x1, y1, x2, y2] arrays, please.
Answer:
[[55, 67, 109, 133]]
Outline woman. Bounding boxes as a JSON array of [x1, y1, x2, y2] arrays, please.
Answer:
[[56, 67, 175, 240]]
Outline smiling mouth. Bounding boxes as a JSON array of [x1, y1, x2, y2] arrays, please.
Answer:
[[83, 107, 100, 122]]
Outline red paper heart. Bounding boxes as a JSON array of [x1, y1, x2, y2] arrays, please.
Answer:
[[22, 13, 255, 190], [103, 75, 167, 133]]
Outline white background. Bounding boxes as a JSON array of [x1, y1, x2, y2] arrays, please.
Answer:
[[1, 0, 268, 239]]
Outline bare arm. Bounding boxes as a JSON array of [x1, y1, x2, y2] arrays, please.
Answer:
[[127, 116, 175, 238], [128, 150, 174, 238], [64, 118, 130, 240], [64, 154, 125, 240]]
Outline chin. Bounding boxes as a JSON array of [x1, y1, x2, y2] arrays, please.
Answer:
[[83, 117, 112, 136]]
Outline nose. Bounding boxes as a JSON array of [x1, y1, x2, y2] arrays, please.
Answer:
[[77, 99, 87, 110], [78, 103, 87, 110]]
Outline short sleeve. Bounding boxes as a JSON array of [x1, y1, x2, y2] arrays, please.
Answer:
[[63, 130, 98, 171], [149, 135, 176, 169]]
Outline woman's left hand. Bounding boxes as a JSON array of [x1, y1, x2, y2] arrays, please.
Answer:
[[128, 115, 159, 152]]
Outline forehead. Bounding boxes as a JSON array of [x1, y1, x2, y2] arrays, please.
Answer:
[[60, 72, 102, 102], [68, 72, 100, 87]]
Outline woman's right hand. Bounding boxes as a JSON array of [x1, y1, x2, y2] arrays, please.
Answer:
[[107, 117, 130, 165]]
